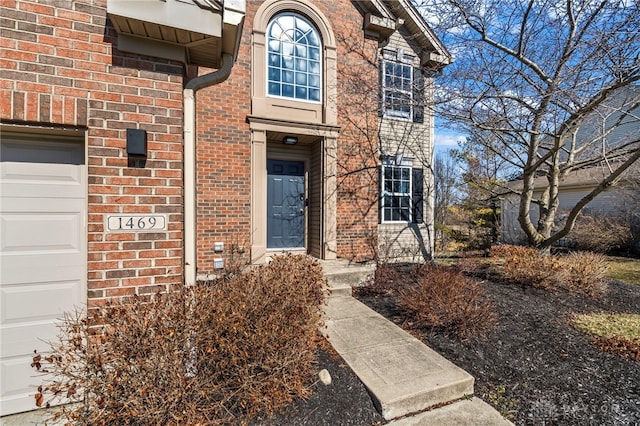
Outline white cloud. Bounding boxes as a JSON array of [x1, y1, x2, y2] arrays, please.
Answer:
[[435, 131, 466, 146]]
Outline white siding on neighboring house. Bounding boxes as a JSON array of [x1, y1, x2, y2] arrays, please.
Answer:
[[501, 184, 627, 244]]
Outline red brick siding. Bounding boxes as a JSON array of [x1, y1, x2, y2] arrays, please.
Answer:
[[1, 0, 185, 307], [193, 3, 254, 274], [2, 0, 384, 290], [333, 4, 381, 262], [192, 0, 380, 270]]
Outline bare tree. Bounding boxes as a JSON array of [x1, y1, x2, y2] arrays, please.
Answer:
[[423, 0, 640, 249], [453, 132, 513, 243], [434, 149, 460, 228]]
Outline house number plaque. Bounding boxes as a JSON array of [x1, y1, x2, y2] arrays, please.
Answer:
[[107, 215, 167, 231]]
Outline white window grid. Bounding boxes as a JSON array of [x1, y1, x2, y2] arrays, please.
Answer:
[[266, 13, 322, 103], [383, 59, 413, 119], [382, 163, 412, 223]]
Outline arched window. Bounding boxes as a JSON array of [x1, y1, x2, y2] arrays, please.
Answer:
[[267, 13, 321, 102]]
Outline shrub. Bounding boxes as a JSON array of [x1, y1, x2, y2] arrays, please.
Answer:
[[490, 245, 567, 291], [490, 245, 608, 297], [32, 255, 326, 425], [356, 263, 404, 297], [568, 213, 630, 253], [396, 264, 497, 339], [563, 251, 609, 297]]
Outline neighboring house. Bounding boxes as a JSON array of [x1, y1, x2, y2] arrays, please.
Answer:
[[500, 167, 635, 244], [501, 87, 640, 244], [0, 0, 449, 416]]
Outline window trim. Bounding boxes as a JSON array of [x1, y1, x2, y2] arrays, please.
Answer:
[[382, 59, 413, 120], [381, 156, 413, 223], [266, 12, 322, 104]]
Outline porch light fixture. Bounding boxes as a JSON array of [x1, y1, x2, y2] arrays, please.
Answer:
[[282, 136, 298, 145]]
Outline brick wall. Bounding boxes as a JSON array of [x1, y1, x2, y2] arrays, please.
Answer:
[[1, 0, 185, 307], [1, 0, 398, 291], [333, 2, 381, 262], [194, 0, 382, 269], [194, 4, 254, 273]]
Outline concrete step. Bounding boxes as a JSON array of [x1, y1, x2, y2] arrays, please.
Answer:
[[320, 259, 375, 299], [322, 296, 476, 421], [324, 283, 352, 298], [387, 397, 513, 425]]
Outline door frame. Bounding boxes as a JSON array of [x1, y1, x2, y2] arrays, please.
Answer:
[[266, 149, 310, 255], [248, 118, 338, 264]]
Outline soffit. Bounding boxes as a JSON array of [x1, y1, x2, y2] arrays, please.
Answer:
[[357, 0, 451, 69], [107, 0, 224, 68], [384, 0, 451, 69]]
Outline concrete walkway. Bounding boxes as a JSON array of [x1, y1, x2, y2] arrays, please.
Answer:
[[320, 260, 512, 424]]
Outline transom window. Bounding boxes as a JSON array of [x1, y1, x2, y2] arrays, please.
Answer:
[[267, 13, 321, 102], [383, 60, 413, 119], [382, 163, 412, 222]]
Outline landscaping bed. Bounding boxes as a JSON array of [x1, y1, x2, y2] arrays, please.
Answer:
[[354, 266, 640, 425], [253, 345, 384, 426]]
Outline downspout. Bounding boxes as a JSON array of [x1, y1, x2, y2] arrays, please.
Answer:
[[184, 53, 234, 286]]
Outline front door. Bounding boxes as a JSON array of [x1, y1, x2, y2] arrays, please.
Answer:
[[267, 160, 305, 249]]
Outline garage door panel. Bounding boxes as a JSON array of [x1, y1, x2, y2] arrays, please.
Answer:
[[1, 135, 86, 416], [0, 354, 43, 416], [1, 321, 62, 358], [1, 210, 83, 254], [1, 162, 85, 199], [1, 279, 83, 362], [1, 279, 83, 325], [1, 264, 84, 284], [1, 160, 85, 182]]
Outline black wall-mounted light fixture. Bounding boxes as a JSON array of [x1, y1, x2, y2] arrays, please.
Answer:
[[282, 136, 298, 145], [126, 128, 147, 156]]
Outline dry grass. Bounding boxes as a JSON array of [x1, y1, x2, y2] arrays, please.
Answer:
[[606, 256, 640, 285], [572, 313, 640, 361], [572, 313, 640, 344]]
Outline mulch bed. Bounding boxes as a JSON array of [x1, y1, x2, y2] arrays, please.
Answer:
[[252, 345, 384, 426], [354, 271, 640, 425]]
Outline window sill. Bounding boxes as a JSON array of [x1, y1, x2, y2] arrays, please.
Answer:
[[382, 113, 412, 122]]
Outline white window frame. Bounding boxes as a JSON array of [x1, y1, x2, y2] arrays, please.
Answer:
[[382, 50, 414, 120], [266, 13, 322, 104], [381, 155, 413, 223]]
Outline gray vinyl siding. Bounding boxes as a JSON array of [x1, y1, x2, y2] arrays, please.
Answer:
[[308, 140, 323, 258]]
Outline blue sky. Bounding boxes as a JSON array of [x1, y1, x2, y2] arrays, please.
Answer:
[[434, 125, 466, 155]]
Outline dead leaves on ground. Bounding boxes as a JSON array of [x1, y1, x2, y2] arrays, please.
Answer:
[[592, 336, 640, 362]]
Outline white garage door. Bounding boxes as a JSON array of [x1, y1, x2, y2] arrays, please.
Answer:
[[0, 134, 86, 416]]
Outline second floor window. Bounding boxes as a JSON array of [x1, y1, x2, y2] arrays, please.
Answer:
[[383, 60, 413, 119], [267, 13, 321, 102], [379, 49, 425, 123]]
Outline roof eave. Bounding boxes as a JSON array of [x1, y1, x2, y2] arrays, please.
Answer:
[[107, 0, 245, 68], [386, 0, 452, 69]]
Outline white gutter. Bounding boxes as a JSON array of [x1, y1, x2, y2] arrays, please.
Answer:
[[184, 53, 234, 286]]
